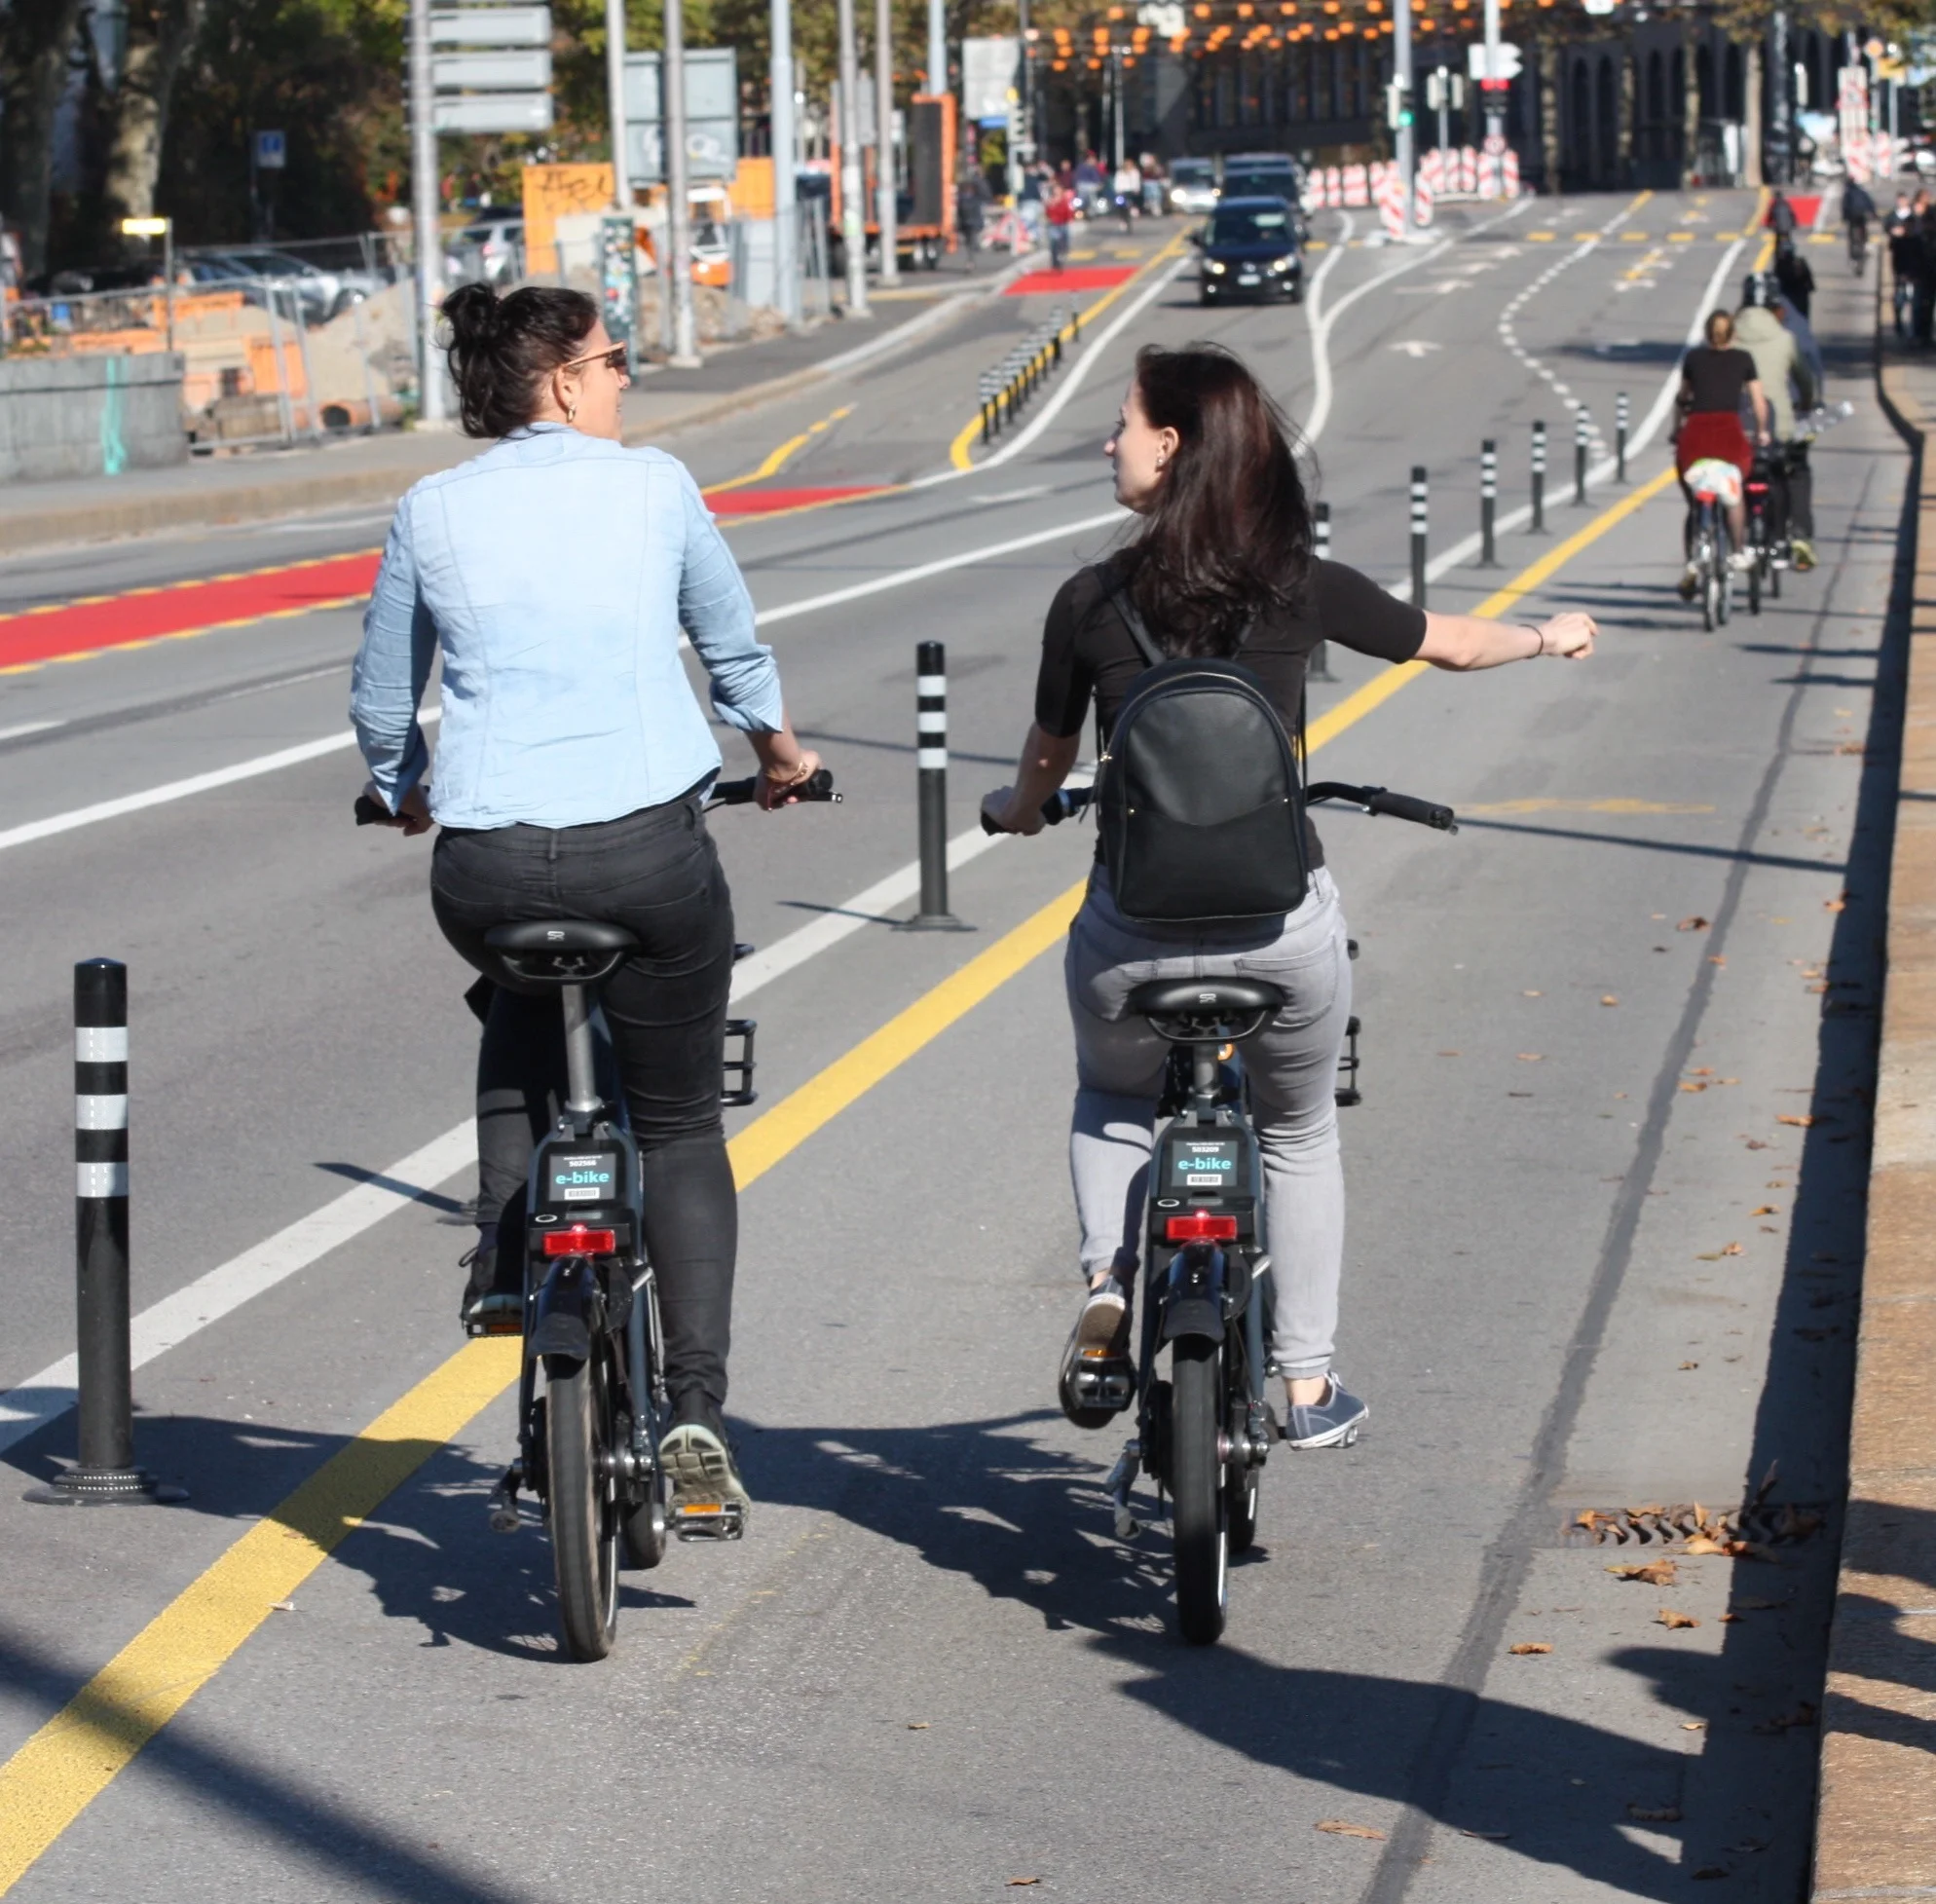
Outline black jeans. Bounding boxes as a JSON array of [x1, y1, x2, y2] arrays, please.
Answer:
[[431, 793, 738, 1418]]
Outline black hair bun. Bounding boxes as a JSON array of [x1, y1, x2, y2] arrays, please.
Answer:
[[442, 280, 503, 349]]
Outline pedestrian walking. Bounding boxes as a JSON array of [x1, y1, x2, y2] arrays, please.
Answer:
[[1773, 238, 1814, 320], [1046, 180, 1076, 271], [1113, 158, 1140, 232], [1913, 195, 1936, 347], [1888, 190, 1917, 336], [1767, 190, 1798, 241]]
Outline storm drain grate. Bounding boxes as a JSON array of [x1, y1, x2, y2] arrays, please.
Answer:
[[1563, 1502, 1829, 1550]]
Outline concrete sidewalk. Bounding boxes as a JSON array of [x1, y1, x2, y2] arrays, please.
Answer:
[[0, 255, 1039, 557], [1811, 337, 1936, 1898]]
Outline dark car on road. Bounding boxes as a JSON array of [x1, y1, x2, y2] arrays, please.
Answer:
[[1194, 196, 1304, 305]]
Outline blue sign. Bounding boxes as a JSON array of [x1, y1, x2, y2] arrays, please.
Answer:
[[253, 130, 287, 169]]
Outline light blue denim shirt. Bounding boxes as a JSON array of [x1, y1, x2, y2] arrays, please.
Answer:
[[350, 425, 782, 830]]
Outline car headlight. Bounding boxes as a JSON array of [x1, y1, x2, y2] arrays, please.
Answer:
[[1270, 255, 1293, 272], [1205, 259, 1227, 275]]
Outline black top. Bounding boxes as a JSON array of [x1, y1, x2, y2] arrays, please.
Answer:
[[1682, 344, 1759, 416], [1034, 557, 1428, 869]]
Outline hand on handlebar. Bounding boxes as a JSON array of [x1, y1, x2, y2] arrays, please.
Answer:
[[980, 785, 1046, 836], [361, 780, 434, 836], [755, 748, 825, 810], [1534, 611, 1597, 661]]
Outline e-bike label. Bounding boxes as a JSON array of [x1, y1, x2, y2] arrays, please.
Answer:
[[1171, 1139, 1240, 1189], [546, 1151, 617, 1206]]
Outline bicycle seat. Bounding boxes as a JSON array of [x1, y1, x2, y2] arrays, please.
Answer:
[[484, 920, 639, 988], [1126, 978, 1285, 1018]]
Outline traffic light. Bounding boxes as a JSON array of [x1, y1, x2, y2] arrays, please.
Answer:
[[1385, 78, 1412, 130]]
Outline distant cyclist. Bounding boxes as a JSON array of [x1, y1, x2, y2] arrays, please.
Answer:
[[1774, 236, 1815, 319], [1843, 176, 1876, 271], [1674, 310, 1769, 596], [1735, 273, 1820, 572], [350, 282, 825, 1520], [981, 344, 1596, 1450]]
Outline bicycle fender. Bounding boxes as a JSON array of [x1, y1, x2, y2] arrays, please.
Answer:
[[1158, 1244, 1228, 1345], [528, 1259, 596, 1363]]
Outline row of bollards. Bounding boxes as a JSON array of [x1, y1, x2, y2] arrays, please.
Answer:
[[979, 306, 1081, 445]]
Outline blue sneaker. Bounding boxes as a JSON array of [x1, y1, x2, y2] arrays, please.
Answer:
[[1284, 1375, 1367, 1449]]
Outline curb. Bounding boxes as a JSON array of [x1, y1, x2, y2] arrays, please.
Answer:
[[1810, 347, 1936, 1898], [0, 255, 1046, 558]]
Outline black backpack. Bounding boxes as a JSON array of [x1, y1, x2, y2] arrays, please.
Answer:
[[1093, 573, 1310, 924]]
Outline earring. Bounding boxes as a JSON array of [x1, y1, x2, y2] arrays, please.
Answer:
[[566, 401, 577, 425], [1155, 453, 1167, 470]]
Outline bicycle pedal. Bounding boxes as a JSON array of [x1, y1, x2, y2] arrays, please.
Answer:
[[671, 1499, 747, 1542], [1069, 1354, 1135, 1412]]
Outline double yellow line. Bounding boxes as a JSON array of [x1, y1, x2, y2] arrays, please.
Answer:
[[0, 460, 1674, 1894]]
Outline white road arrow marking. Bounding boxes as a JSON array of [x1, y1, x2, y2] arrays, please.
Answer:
[[1390, 339, 1444, 357]]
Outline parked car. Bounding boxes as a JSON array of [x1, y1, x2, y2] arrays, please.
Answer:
[[1193, 195, 1304, 305], [1220, 152, 1305, 205], [188, 248, 377, 323], [455, 214, 524, 286], [1168, 157, 1218, 215]]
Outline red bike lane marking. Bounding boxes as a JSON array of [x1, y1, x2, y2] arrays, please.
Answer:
[[1005, 266, 1136, 296]]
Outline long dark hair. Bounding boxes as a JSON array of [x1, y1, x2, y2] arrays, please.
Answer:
[[442, 281, 599, 438], [1120, 343, 1313, 657]]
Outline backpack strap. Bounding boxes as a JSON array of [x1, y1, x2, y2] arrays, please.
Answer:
[[1097, 567, 1167, 670]]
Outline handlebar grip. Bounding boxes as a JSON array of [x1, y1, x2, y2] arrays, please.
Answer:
[[1365, 788, 1458, 832], [354, 794, 389, 826], [712, 768, 840, 808]]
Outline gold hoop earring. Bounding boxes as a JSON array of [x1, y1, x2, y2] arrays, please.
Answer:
[[566, 401, 577, 425]]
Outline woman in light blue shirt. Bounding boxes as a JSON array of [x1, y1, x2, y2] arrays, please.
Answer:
[[352, 281, 821, 1519]]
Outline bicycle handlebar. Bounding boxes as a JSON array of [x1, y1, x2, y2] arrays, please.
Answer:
[[353, 769, 839, 829], [981, 779, 1457, 836]]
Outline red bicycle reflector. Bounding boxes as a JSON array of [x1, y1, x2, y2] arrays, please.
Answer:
[[541, 1226, 617, 1256], [1166, 1211, 1238, 1242]]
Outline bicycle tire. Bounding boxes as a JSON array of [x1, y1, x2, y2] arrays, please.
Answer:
[[1748, 553, 1762, 616], [546, 1351, 620, 1661], [1171, 1335, 1228, 1645], [1701, 562, 1717, 632]]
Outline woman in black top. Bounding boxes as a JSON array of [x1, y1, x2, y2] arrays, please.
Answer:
[[1674, 309, 1768, 590], [983, 344, 1596, 1449]]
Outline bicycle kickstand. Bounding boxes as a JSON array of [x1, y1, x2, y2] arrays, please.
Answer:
[[1103, 1438, 1143, 1541], [486, 1463, 523, 1534]]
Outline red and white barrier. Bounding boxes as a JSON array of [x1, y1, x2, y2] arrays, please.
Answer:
[[1417, 143, 1522, 202], [1343, 163, 1369, 207]]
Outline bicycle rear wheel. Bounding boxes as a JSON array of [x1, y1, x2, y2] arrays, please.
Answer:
[[546, 1350, 620, 1661], [1171, 1335, 1229, 1645]]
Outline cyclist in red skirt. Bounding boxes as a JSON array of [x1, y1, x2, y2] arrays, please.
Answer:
[[1674, 309, 1770, 598]]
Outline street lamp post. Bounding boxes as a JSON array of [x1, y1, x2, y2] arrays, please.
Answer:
[[838, 0, 870, 315], [605, 0, 630, 212], [1768, 8, 1791, 186], [408, 0, 446, 425], [1394, 0, 1416, 235], [875, 0, 899, 285], [926, 0, 946, 101], [771, 0, 800, 323], [665, 0, 699, 364], [1481, 0, 1504, 152]]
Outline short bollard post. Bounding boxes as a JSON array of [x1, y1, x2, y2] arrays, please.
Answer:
[[1309, 501, 1336, 681], [1409, 465, 1429, 611], [903, 642, 966, 930], [1573, 409, 1589, 505], [1479, 438, 1499, 568], [25, 960, 184, 1506], [1531, 420, 1547, 534], [1616, 390, 1629, 483]]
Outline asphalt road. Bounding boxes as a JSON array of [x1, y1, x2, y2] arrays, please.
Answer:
[[0, 191, 1898, 1903]]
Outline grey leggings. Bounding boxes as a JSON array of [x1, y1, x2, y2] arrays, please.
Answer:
[[1064, 866, 1352, 1380]]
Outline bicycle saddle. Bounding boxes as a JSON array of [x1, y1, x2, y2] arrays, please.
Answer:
[[1126, 978, 1285, 1017], [484, 919, 639, 987]]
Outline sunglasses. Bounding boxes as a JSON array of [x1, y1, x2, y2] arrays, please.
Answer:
[[565, 344, 629, 375]]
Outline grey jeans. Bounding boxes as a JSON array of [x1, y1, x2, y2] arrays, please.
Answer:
[[1064, 865, 1353, 1380]]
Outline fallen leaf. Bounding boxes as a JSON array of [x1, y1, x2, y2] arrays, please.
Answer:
[[1689, 1066, 1714, 1076], [1628, 1803, 1683, 1823], [1601, 994, 1620, 1006], [1681, 1082, 1709, 1094], [1657, 1609, 1699, 1629], [1719, 1613, 1741, 1624], [1508, 1642, 1552, 1655], [268, 1600, 296, 1613], [1777, 1113, 1814, 1127], [907, 1722, 930, 1730], [1517, 1052, 1544, 1062], [1522, 989, 1543, 997], [1679, 1359, 1701, 1367], [1720, 1242, 1743, 1255], [1459, 1828, 1511, 1841], [1007, 1881, 1042, 1888], [1709, 954, 1727, 966], [1608, 1558, 1679, 1585], [1744, 1139, 1769, 1150], [1315, 1820, 1387, 1841], [1752, 1205, 1778, 1215], [1807, 982, 1830, 993], [1719, 1077, 1740, 1085], [1825, 895, 1847, 913], [1681, 1721, 1706, 1731], [1678, 916, 1710, 931]]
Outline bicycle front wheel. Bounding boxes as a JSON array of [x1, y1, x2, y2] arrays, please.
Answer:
[[546, 1351, 620, 1661], [1171, 1335, 1229, 1645]]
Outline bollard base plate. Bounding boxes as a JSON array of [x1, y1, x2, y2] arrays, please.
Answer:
[[24, 1465, 187, 1506], [896, 913, 974, 933]]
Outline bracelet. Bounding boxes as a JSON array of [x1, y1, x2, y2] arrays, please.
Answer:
[[1526, 623, 1546, 657], [763, 759, 810, 783]]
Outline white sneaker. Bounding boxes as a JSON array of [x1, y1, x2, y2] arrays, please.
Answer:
[[1728, 549, 1755, 573]]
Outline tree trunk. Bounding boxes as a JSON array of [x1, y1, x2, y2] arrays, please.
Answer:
[[1742, 35, 1764, 187], [1682, 21, 1701, 187], [1539, 36, 1561, 195], [0, 0, 87, 279], [102, 0, 205, 244]]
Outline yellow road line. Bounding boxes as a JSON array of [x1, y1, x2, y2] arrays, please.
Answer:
[[948, 235, 1186, 471], [702, 403, 854, 496], [0, 465, 1679, 1891]]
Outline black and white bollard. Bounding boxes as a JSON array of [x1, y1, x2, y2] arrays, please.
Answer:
[[1409, 466, 1429, 611], [25, 960, 183, 1506], [1479, 438, 1499, 568], [1573, 409, 1589, 506], [1616, 390, 1629, 484], [1531, 420, 1547, 534], [904, 642, 966, 930], [1309, 501, 1335, 682]]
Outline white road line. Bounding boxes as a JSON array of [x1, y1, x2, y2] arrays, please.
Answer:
[[0, 788, 1082, 1457], [0, 719, 62, 742]]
